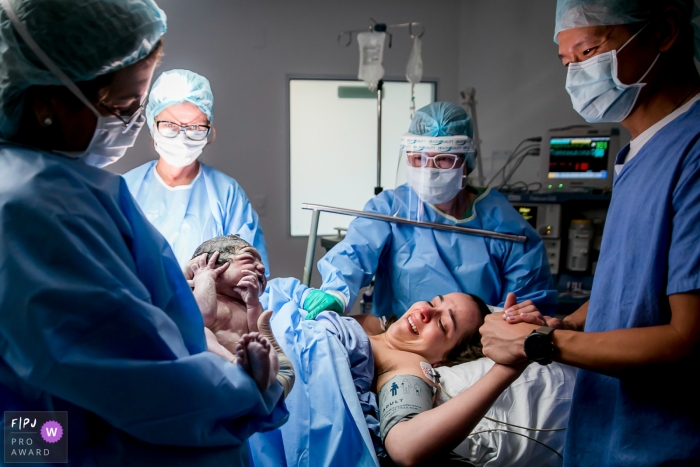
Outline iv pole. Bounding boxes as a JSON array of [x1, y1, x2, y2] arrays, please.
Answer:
[[460, 87, 486, 187], [338, 20, 425, 196]]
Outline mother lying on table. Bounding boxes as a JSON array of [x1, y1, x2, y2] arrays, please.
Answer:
[[315, 292, 526, 466]]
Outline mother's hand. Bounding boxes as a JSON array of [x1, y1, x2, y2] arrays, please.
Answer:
[[501, 292, 571, 329]]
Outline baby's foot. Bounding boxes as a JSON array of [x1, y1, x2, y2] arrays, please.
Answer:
[[237, 332, 272, 392]]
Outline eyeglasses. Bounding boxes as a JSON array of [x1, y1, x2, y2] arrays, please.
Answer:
[[407, 152, 465, 170], [156, 120, 211, 141], [99, 99, 146, 132]]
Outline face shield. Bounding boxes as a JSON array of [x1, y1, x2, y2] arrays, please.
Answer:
[[395, 133, 476, 222]]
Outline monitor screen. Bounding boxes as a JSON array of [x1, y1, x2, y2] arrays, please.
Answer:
[[513, 205, 538, 228], [547, 136, 611, 180]]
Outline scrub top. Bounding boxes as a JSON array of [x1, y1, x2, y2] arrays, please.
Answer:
[[0, 144, 287, 466], [318, 185, 557, 317], [564, 101, 700, 466], [123, 161, 269, 272]]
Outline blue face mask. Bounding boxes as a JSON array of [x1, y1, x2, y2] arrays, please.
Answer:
[[565, 23, 659, 123]]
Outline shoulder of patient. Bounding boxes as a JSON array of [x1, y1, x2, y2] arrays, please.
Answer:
[[375, 349, 435, 392]]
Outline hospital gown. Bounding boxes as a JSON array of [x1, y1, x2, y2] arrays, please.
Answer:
[[123, 161, 269, 271], [0, 143, 287, 466], [318, 186, 557, 317], [565, 101, 700, 466]]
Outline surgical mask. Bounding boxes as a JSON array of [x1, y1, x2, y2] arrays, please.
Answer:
[[153, 131, 207, 167], [58, 111, 145, 168], [406, 164, 464, 205], [565, 23, 660, 123], [1, 1, 145, 167]]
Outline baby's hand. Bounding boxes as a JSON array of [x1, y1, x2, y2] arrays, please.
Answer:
[[234, 269, 263, 309], [191, 251, 229, 288]]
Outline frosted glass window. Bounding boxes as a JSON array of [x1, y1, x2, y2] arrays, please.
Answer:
[[289, 79, 435, 236]]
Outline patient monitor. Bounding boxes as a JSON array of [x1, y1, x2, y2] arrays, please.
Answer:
[[540, 126, 620, 192]]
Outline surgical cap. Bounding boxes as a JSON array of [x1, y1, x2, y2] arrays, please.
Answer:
[[554, 0, 700, 62], [408, 102, 473, 138], [146, 69, 214, 135], [0, 0, 167, 139]]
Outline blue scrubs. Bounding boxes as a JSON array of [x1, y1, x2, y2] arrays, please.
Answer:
[[318, 186, 556, 317], [0, 144, 287, 466], [564, 102, 700, 466], [123, 161, 269, 272]]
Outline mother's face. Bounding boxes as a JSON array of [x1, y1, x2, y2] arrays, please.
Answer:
[[385, 293, 483, 365]]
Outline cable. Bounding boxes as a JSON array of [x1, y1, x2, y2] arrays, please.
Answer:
[[486, 138, 541, 188], [468, 429, 563, 459], [438, 381, 567, 432], [501, 147, 539, 187]]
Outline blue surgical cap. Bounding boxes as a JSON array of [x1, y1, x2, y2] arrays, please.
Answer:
[[408, 102, 473, 138], [146, 69, 214, 135], [554, 0, 700, 61], [0, 0, 166, 139]]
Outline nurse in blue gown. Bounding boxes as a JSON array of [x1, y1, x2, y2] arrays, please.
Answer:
[[304, 102, 557, 319], [483, 1, 700, 466], [0, 1, 286, 465], [124, 69, 269, 271]]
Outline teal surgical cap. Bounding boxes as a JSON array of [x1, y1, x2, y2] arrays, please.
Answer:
[[0, 0, 167, 139], [146, 69, 214, 135], [554, 0, 700, 61], [408, 102, 473, 138]]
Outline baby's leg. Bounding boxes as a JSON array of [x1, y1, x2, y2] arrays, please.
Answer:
[[236, 333, 273, 392], [204, 328, 237, 364], [258, 310, 295, 398]]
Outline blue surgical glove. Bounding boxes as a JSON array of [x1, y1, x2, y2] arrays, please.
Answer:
[[304, 289, 344, 320]]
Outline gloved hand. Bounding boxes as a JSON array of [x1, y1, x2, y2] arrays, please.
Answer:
[[303, 289, 344, 320]]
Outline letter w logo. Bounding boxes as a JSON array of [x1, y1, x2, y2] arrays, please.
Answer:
[[46, 428, 58, 437]]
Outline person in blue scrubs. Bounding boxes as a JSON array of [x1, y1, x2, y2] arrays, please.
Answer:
[[304, 102, 556, 319], [481, 1, 700, 465], [0, 1, 286, 465], [123, 69, 269, 271]]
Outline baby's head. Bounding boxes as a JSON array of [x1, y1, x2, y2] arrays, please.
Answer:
[[192, 235, 266, 297]]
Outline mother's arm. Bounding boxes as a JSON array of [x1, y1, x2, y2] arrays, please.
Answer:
[[384, 363, 523, 467]]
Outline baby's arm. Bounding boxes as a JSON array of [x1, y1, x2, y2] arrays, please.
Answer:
[[190, 252, 229, 328], [235, 269, 264, 333]]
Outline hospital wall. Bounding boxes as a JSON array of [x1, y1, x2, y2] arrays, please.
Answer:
[[108, 0, 462, 284], [458, 0, 605, 185], [108, 0, 611, 287]]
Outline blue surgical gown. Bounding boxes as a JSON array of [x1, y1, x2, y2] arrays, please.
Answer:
[[123, 161, 269, 272], [249, 278, 379, 467], [0, 143, 287, 466], [564, 103, 700, 466], [318, 186, 556, 317]]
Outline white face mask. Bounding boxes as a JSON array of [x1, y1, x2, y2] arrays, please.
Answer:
[[406, 164, 464, 205], [565, 22, 659, 123], [59, 112, 146, 168], [153, 131, 207, 168], [0, 0, 145, 168]]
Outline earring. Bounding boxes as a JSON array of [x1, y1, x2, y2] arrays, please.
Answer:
[[42, 117, 53, 126]]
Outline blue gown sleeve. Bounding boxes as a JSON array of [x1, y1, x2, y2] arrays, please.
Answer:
[[223, 180, 270, 276], [317, 192, 394, 310], [0, 183, 287, 447], [668, 147, 700, 295], [494, 235, 558, 316]]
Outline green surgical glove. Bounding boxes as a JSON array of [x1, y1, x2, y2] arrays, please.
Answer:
[[304, 289, 344, 320]]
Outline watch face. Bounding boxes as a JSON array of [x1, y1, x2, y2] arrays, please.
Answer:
[[525, 334, 552, 361]]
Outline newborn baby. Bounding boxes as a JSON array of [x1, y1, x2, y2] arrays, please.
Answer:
[[187, 235, 293, 395]]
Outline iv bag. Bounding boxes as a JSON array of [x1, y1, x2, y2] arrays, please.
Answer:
[[357, 31, 386, 91], [406, 36, 423, 84]]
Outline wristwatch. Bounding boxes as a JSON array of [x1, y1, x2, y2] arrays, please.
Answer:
[[523, 326, 555, 365]]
